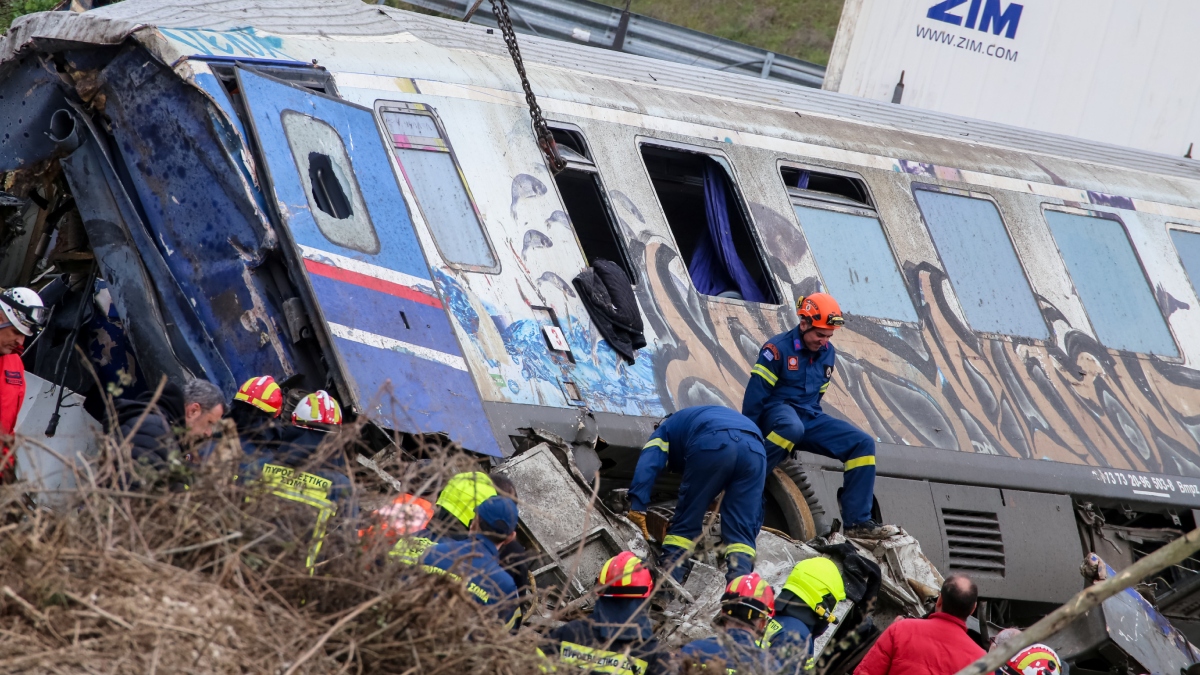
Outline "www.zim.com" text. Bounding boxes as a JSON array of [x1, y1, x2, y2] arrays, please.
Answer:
[[916, 24, 1018, 61]]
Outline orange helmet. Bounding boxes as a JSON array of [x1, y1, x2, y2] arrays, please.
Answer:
[[359, 494, 434, 542], [796, 293, 845, 330], [234, 376, 283, 417], [292, 390, 343, 428], [722, 573, 776, 621], [597, 552, 653, 598]]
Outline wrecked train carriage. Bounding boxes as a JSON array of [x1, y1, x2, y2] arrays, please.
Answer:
[[6, 0, 1200, 665]]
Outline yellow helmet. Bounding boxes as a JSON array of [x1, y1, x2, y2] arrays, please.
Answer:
[[783, 557, 846, 615], [435, 472, 498, 527]]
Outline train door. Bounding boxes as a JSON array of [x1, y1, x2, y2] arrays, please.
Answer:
[[234, 67, 501, 456]]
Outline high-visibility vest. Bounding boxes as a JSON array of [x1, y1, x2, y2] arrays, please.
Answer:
[[260, 463, 337, 572]]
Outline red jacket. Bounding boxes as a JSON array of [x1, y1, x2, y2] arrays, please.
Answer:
[[1, 353, 26, 478], [854, 612, 985, 675]]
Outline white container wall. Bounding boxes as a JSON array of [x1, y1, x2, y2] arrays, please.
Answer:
[[825, 0, 1200, 157]]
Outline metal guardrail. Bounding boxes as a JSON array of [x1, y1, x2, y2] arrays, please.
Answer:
[[393, 0, 826, 88]]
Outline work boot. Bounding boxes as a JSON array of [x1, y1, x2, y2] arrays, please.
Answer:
[[724, 552, 756, 582], [843, 520, 899, 539]]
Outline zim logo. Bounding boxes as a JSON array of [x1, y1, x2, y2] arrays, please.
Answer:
[[928, 0, 1023, 39]]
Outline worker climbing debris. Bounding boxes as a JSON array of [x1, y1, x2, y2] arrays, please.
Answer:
[[626, 405, 769, 583], [742, 293, 893, 538]]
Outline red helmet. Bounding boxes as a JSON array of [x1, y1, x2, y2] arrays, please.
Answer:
[[796, 293, 845, 330], [358, 494, 434, 542], [292, 390, 343, 428], [597, 552, 653, 598], [1003, 644, 1061, 675], [234, 376, 283, 417], [722, 573, 776, 620]]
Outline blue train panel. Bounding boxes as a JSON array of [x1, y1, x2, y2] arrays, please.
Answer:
[[234, 67, 501, 456]]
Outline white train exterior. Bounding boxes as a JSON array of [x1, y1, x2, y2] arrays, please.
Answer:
[[4, 0, 1200, 655]]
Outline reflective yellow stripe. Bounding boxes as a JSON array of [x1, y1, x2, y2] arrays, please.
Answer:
[[725, 543, 756, 557], [819, 381, 830, 393], [389, 536, 435, 565], [760, 618, 784, 648], [766, 431, 795, 451], [261, 464, 336, 572], [752, 364, 778, 386], [643, 438, 669, 452], [662, 535, 694, 550], [558, 641, 649, 675], [844, 455, 876, 471]]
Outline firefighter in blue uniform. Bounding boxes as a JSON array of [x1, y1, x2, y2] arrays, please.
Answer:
[[760, 557, 847, 673], [626, 406, 767, 583], [742, 293, 888, 537]]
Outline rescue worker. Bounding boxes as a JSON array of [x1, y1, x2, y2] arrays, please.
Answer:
[[761, 557, 847, 673], [626, 406, 767, 583], [542, 552, 666, 675], [1001, 644, 1061, 675], [258, 390, 347, 572], [0, 287, 45, 484], [742, 293, 890, 537], [421, 495, 520, 627], [230, 376, 285, 450], [676, 573, 778, 674], [432, 470, 498, 539], [360, 493, 435, 565]]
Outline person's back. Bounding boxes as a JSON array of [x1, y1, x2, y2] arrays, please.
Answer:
[[548, 597, 664, 675], [855, 574, 984, 675], [115, 382, 186, 488], [420, 496, 520, 627], [679, 626, 776, 674]]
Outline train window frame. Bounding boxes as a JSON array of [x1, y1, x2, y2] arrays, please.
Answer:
[[1168, 223, 1200, 303], [545, 121, 639, 284], [777, 161, 918, 325], [374, 101, 501, 274], [911, 184, 1051, 341], [635, 136, 782, 306], [1043, 205, 1180, 358]]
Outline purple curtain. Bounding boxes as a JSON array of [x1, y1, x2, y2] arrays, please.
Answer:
[[688, 163, 768, 302]]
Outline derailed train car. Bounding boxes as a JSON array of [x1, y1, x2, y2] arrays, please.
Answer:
[[4, 0, 1200, 668]]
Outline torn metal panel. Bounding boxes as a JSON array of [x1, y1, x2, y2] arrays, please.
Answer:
[[13, 372, 99, 499], [1052, 557, 1200, 674], [842, 530, 942, 614], [0, 57, 69, 173], [495, 443, 647, 597], [97, 48, 300, 394]]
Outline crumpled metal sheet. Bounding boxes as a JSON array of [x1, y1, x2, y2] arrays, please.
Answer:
[[495, 443, 648, 599], [843, 529, 943, 616], [0, 0, 402, 68]]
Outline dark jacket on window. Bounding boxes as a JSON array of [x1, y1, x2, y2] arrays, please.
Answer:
[[573, 259, 645, 364]]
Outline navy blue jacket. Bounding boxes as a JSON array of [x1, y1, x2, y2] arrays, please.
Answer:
[[762, 614, 814, 674], [678, 625, 777, 674], [546, 597, 666, 675], [742, 326, 837, 423], [421, 533, 519, 625], [628, 406, 763, 513]]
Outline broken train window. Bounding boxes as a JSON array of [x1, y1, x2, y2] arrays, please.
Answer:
[[640, 143, 779, 304], [548, 124, 637, 283], [378, 103, 499, 272], [782, 165, 917, 323], [281, 111, 380, 255]]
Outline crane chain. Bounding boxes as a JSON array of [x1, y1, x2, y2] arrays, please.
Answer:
[[488, 0, 567, 174]]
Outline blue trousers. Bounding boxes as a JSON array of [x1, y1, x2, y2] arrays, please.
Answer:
[[662, 430, 768, 562], [760, 404, 876, 527]]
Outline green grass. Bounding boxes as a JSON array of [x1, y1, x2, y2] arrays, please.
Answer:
[[593, 0, 845, 66], [1, 0, 61, 35]]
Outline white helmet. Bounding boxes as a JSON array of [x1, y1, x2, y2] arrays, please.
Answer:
[[0, 287, 47, 336]]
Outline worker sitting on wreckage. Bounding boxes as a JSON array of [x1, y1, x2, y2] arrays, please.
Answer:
[[675, 573, 779, 674], [743, 293, 894, 539], [760, 557, 847, 672], [541, 552, 667, 675], [420, 495, 521, 628], [626, 405, 768, 583]]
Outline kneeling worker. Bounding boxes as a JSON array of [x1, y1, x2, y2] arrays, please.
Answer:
[[676, 573, 778, 674], [627, 406, 767, 582], [743, 293, 889, 537], [543, 552, 666, 675], [421, 495, 520, 628], [761, 557, 846, 672]]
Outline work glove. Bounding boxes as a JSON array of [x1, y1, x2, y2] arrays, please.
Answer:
[[627, 510, 652, 540]]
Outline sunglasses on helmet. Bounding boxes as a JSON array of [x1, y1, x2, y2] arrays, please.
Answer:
[[1, 294, 48, 328]]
